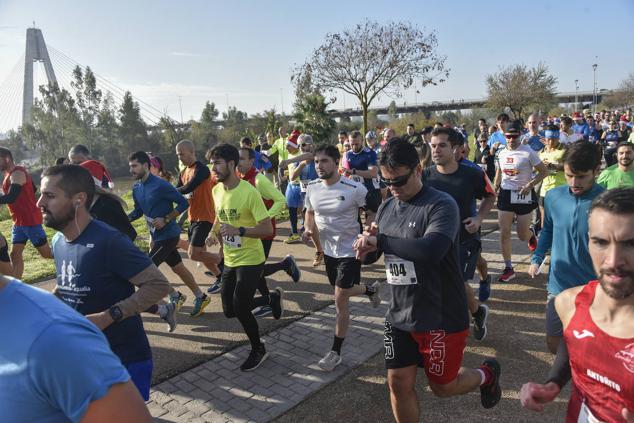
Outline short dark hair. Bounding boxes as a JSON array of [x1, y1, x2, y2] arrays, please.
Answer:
[[617, 141, 634, 152], [42, 164, 95, 207], [563, 141, 601, 172], [478, 118, 487, 124], [561, 116, 573, 126], [349, 130, 362, 139], [0, 147, 13, 161], [379, 137, 419, 171], [430, 127, 463, 147], [545, 124, 559, 132], [590, 187, 634, 217], [55, 157, 67, 165], [128, 151, 151, 167], [314, 144, 340, 163], [240, 137, 253, 147], [407, 123, 415, 127], [239, 147, 256, 161], [496, 113, 510, 122], [69, 144, 90, 156], [338, 131, 347, 137], [209, 143, 240, 168]]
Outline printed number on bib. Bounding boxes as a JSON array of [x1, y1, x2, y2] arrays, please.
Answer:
[[510, 190, 531, 204], [577, 401, 602, 423], [351, 174, 363, 184], [300, 180, 309, 193], [384, 254, 417, 285], [223, 235, 242, 248], [372, 176, 381, 189]]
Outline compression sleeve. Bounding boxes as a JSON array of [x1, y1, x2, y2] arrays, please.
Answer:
[[0, 183, 22, 204], [545, 340, 572, 389], [177, 164, 210, 195], [377, 232, 452, 264]]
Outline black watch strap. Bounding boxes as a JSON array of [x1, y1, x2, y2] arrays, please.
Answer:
[[109, 305, 123, 322], [239, 226, 246, 237]]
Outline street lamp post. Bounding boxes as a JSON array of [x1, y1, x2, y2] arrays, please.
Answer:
[[574, 79, 579, 112], [592, 62, 598, 114]]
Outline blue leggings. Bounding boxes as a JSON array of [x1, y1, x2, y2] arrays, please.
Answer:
[[125, 359, 153, 401]]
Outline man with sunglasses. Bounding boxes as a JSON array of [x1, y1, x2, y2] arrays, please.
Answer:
[[354, 138, 501, 422], [302, 144, 381, 372], [493, 121, 548, 282]]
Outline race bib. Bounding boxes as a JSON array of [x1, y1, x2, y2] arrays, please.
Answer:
[[223, 235, 242, 248], [145, 216, 156, 234], [577, 401, 602, 423], [384, 254, 418, 285], [372, 176, 381, 189], [300, 179, 310, 193], [350, 174, 363, 184], [510, 190, 531, 204]]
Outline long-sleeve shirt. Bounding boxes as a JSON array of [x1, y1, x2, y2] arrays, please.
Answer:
[[129, 173, 189, 242], [531, 184, 604, 295]]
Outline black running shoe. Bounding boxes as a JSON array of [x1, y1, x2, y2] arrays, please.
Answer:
[[480, 358, 501, 409], [240, 345, 268, 372], [472, 304, 489, 341]]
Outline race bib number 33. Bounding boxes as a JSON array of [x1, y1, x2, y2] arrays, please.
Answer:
[[384, 254, 418, 285]]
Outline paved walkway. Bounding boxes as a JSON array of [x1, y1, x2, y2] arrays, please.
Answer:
[[148, 291, 391, 422]]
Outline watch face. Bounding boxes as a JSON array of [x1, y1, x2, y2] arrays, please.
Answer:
[[110, 306, 122, 321]]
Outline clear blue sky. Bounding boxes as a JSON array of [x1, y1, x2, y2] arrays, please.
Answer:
[[0, 0, 632, 128]]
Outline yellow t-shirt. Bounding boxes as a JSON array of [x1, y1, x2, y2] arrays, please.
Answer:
[[539, 148, 566, 197], [212, 180, 269, 267]]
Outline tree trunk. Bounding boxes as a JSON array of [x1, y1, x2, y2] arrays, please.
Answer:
[[362, 102, 368, 137]]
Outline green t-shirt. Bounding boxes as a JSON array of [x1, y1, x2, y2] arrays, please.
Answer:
[[597, 165, 634, 189], [212, 180, 269, 267], [268, 137, 289, 162], [539, 149, 566, 197]]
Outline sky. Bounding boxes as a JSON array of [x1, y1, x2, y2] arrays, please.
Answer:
[[0, 0, 632, 130]]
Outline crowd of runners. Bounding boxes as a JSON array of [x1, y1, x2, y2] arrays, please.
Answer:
[[0, 107, 633, 422]]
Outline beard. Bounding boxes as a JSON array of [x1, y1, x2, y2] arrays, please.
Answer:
[[618, 157, 632, 167], [42, 207, 75, 231], [599, 269, 634, 300], [318, 170, 335, 180], [215, 169, 231, 182]]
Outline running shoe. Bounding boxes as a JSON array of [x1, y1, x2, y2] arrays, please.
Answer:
[[369, 281, 382, 308], [317, 350, 342, 372], [162, 303, 177, 333], [190, 294, 210, 317], [284, 233, 301, 244], [528, 226, 538, 252], [313, 251, 324, 267], [498, 267, 515, 282], [479, 275, 492, 302], [240, 344, 268, 372], [472, 304, 489, 341], [284, 255, 301, 283], [480, 358, 502, 409], [207, 277, 222, 294], [270, 287, 284, 320], [169, 291, 187, 312], [253, 305, 273, 318]]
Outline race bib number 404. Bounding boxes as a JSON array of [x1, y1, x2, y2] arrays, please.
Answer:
[[223, 235, 242, 248], [384, 254, 418, 285]]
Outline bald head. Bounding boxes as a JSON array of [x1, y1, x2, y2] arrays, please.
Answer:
[[176, 139, 196, 167]]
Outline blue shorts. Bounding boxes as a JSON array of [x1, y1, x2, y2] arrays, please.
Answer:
[[125, 358, 153, 401], [285, 183, 303, 208], [12, 225, 47, 247]]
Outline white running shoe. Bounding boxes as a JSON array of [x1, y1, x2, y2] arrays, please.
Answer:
[[317, 350, 342, 372]]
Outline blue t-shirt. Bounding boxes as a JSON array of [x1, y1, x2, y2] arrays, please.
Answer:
[[254, 151, 272, 172], [0, 280, 129, 423], [300, 161, 318, 183], [522, 133, 545, 152], [487, 130, 507, 148], [572, 122, 589, 140], [129, 173, 189, 242], [53, 220, 153, 364], [346, 147, 379, 192]]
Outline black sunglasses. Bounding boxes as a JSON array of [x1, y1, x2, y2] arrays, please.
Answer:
[[380, 170, 414, 187]]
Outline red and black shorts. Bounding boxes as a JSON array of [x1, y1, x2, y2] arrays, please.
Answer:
[[384, 320, 469, 385]]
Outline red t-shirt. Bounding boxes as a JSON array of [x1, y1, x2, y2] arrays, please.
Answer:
[[2, 166, 42, 226], [564, 280, 634, 422]]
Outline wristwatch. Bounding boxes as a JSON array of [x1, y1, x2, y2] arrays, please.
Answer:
[[239, 226, 246, 237], [108, 305, 123, 323]]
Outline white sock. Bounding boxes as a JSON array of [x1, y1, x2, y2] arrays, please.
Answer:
[[477, 368, 486, 386]]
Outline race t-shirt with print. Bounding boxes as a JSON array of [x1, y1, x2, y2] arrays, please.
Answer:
[[53, 219, 153, 364], [344, 147, 380, 192], [375, 186, 469, 333], [304, 177, 367, 258], [496, 144, 542, 190], [212, 179, 269, 267]]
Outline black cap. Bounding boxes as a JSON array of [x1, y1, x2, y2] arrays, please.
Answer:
[[505, 120, 522, 136]]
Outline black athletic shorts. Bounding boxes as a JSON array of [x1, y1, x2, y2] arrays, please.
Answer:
[[364, 189, 382, 213], [497, 188, 537, 216], [324, 255, 361, 289], [459, 237, 481, 281], [188, 221, 213, 247], [149, 237, 182, 268]]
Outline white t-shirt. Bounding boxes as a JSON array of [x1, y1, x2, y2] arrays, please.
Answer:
[[559, 131, 583, 145], [496, 144, 542, 191], [304, 177, 367, 258]]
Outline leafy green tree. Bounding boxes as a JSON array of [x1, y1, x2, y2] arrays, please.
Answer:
[[293, 93, 336, 143], [118, 92, 151, 154]]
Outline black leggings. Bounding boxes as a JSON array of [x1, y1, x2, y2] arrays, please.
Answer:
[[221, 263, 268, 348]]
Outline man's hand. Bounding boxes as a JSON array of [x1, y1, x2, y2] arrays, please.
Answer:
[[353, 234, 378, 260], [362, 222, 379, 237], [519, 183, 533, 196], [519, 381, 560, 412], [205, 233, 219, 247], [152, 217, 166, 230], [86, 311, 115, 331], [219, 223, 239, 237], [493, 141, 501, 149], [462, 216, 481, 234], [528, 263, 540, 278], [301, 230, 313, 245]]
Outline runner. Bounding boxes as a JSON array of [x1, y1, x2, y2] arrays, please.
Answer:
[[128, 151, 212, 318], [37, 164, 171, 400], [537, 125, 566, 226], [522, 114, 545, 152], [342, 130, 382, 224], [175, 140, 221, 291], [0, 275, 153, 422], [597, 141, 634, 189], [520, 188, 634, 422], [493, 120, 548, 281], [0, 147, 52, 279], [281, 130, 303, 244], [68, 144, 114, 190], [0, 233, 12, 276], [303, 143, 381, 371], [528, 141, 604, 353], [239, 136, 271, 172], [90, 184, 137, 241], [207, 143, 282, 371], [237, 146, 301, 318], [267, 126, 290, 191], [353, 138, 501, 422], [424, 127, 496, 341]]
